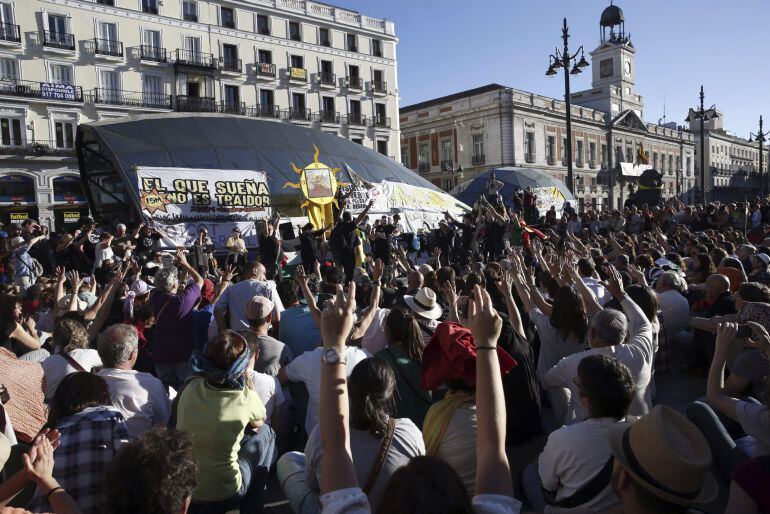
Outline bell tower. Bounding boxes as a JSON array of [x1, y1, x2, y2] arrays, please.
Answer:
[[571, 2, 644, 117]]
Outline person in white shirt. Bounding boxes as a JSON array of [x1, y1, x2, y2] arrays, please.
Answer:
[[577, 258, 610, 306], [240, 330, 285, 426], [96, 323, 170, 439], [750, 204, 762, 229], [543, 265, 655, 424], [42, 318, 103, 401], [654, 271, 691, 338], [525, 354, 634, 513], [214, 261, 284, 335]]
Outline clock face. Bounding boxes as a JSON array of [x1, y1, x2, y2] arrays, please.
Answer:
[[600, 58, 614, 78], [624, 60, 631, 76]]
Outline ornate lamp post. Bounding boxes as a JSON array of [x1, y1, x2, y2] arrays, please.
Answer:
[[685, 85, 718, 203], [546, 18, 589, 195], [748, 115, 768, 198]]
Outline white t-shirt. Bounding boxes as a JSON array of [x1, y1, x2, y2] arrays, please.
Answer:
[[215, 279, 285, 331], [42, 349, 103, 401], [736, 400, 770, 457], [530, 308, 586, 383], [538, 417, 625, 513], [434, 402, 478, 497], [248, 369, 285, 422], [656, 289, 691, 338], [284, 346, 370, 435], [96, 367, 171, 439], [94, 245, 114, 270], [361, 308, 390, 355], [582, 277, 610, 306]]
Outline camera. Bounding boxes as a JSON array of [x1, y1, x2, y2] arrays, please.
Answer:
[[736, 324, 752, 339]]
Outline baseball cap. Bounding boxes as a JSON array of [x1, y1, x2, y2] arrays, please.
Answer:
[[245, 296, 274, 321]]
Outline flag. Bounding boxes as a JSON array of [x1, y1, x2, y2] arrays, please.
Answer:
[[637, 143, 649, 165]]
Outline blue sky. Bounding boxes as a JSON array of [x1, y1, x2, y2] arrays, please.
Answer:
[[334, 0, 770, 138]]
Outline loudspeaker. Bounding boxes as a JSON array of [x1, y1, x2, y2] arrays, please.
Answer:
[[279, 222, 296, 240]]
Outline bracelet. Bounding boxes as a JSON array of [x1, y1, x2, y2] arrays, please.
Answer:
[[476, 346, 497, 351], [46, 487, 64, 501]]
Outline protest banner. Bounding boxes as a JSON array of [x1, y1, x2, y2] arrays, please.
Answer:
[[135, 166, 272, 247], [532, 186, 567, 215]]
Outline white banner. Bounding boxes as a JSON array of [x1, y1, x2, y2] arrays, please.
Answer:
[[135, 166, 272, 247]]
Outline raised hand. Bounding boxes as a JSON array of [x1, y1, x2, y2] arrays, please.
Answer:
[[715, 322, 740, 356], [495, 269, 513, 296], [320, 283, 356, 351], [294, 265, 308, 286], [744, 321, 770, 355], [371, 258, 384, 282], [23, 432, 56, 486], [601, 264, 625, 300], [467, 285, 502, 347], [442, 279, 458, 306]]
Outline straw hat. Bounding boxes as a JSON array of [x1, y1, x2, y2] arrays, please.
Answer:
[[404, 287, 442, 320], [608, 405, 718, 506]]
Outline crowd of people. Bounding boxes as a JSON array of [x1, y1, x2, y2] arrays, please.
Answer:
[[1, 185, 770, 514]]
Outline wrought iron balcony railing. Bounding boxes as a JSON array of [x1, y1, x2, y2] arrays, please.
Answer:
[[317, 72, 336, 86], [174, 49, 216, 69], [0, 79, 83, 102], [42, 31, 75, 51], [255, 62, 276, 77], [86, 88, 172, 109], [0, 23, 20, 43], [175, 95, 216, 112], [91, 38, 123, 57], [346, 76, 363, 89], [314, 110, 340, 123]]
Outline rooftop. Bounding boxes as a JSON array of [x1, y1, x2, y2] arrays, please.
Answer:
[[399, 83, 507, 113]]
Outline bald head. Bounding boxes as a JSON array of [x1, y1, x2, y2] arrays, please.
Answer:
[[407, 270, 423, 292], [705, 274, 730, 300], [246, 261, 266, 280]]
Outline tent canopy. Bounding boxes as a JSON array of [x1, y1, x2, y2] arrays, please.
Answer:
[[452, 167, 575, 214], [76, 113, 444, 225]]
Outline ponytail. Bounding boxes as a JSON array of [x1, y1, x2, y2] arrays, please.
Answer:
[[385, 307, 425, 362]]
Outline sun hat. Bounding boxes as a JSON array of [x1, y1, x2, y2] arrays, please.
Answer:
[[404, 287, 443, 320], [57, 294, 88, 313], [607, 405, 718, 506]]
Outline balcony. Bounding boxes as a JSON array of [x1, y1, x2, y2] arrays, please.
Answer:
[[174, 49, 217, 70], [317, 72, 336, 87], [255, 62, 276, 79], [42, 31, 75, 51], [345, 113, 366, 126], [140, 45, 167, 63], [0, 140, 76, 157], [220, 57, 242, 73], [0, 79, 83, 103], [175, 95, 216, 112], [320, 39, 331, 47], [0, 23, 21, 44], [371, 116, 390, 129], [288, 67, 307, 82], [86, 88, 172, 109], [346, 76, 363, 90], [90, 38, 124, 58], [242, 104, 281, 119], [287, 107, 312, 121], [183, 13, 198, 22], [217, 101, 244, 115], [314, 110, 340, 124], [472, 154, 485, 165], [372, 80, 387, 95], [418, 162, 430, 173]]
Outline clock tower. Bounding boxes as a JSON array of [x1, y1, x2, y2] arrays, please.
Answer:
[[571, 3, 644, 117]]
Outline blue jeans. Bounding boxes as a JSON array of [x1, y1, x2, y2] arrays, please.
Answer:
[[189, 425, 277, 514], [276, 452, 320, 514], [154, 361, 192, 390]]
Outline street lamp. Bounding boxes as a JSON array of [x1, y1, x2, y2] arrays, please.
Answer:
[[684, 85, 718, 203], [748, 115, 768, 198], [546, 18, 589, 195]]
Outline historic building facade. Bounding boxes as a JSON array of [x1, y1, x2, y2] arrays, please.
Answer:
[[400, 4, 696, 211], [0, 0, 398, 230]]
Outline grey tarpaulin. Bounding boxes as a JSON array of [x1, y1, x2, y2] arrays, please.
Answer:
[[76, 113, 442, 224]]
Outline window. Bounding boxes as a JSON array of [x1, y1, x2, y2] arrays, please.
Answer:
[[322, 96, 335, 113], [289, 21, 301, 41], [142, 0, 158, 14], [372, 69, 385, 92], [349, 99, 361, 123], [346, 33, 357, 52], [49, 63, 73, 85], [0, 57, 18, 81], [142, 75, 163, 106], [377, 140, 388, 156], [97, 22, 119, 55], [257, 49, 272, 64], [374, 103, 386, 126], [347, 65, 361, 89], [546, 135, 555, 164], [290, 54, 303, 68], [0, 117, 22, 147], [418, 143, 429, 168], [575, 140, 584, 166], [401, 147, 409, 168], [99, 69, 120, 91], [524, 132, 535, 162], [319, 59, 333, 85], [223, 85, 239, 111], [589, 142, 596, 167], [319, 28, 330, 47], [372, 39, 382, 57], [348, 64, 360, 79], [259, 89, 274, 108], [669, 155, 674, 175], [441, 139, 452, 164], [653, 152, 658, 169], [257, 15, 269, 35], [561, 137, 567, 164], [626, 147, 633, 163], [291, 92, 305, 113], [221, 43, 238, 70], [472, 134, 484, 163], [220, 7, 235, 28], [55, 120, 75, 149], [601, 144, 607, 166], [676, 156, 681, 173], [142, 29, 161, 51], [184, 35, 201, 54], [182, 1, 197, 21]]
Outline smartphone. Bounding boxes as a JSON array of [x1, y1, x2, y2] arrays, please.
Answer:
[[737, 324, 752, 339]]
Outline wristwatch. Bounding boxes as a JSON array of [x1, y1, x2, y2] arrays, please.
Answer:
[[322, 347, 347, 365]]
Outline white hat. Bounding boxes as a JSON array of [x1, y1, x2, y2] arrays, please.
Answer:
[[418, 264, 434, 276], [404, 287, 443, 320], [57, 294, 88, 313]]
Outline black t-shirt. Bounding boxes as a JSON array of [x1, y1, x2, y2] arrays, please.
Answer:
[[453, 221, 477, 250], [299, 233, 318, 260], [332, 221, 357, 254], [135, 233, 161, 255], [259, 234, 280, 265]]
